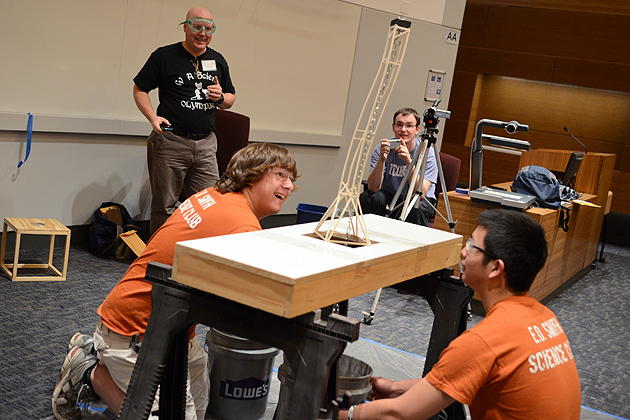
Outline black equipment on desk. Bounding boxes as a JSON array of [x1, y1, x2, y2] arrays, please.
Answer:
[[561, 127, 587, 190], [560, 152, 583, 190]]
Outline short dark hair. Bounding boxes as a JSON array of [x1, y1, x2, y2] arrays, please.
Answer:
[[393, 108, 421, 126], [215, 143, 298, 193], [477, 209, 548, 294]]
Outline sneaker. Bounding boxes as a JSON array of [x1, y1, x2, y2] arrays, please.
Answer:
[[52, 346, 99, 420], [61, 333, 96, 378], [67, 333, 95, 355]]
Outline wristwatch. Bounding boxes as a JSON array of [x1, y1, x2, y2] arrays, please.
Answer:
[[348, 405, 356, 420], [216, 93, 224, 105]]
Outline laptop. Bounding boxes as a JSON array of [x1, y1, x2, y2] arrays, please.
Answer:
[[561, 152, 583, 189]]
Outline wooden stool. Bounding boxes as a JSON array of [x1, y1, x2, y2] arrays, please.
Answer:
[[1, 218, 71, 281]]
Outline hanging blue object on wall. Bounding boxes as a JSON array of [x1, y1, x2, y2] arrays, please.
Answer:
[[18, 113, 33, 168]]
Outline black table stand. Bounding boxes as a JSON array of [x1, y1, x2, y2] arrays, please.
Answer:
[[394, 268, 474, 420], [118, 262, 360, 420], [119, 263, 472, 420]]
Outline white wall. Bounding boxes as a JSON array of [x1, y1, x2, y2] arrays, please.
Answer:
[[0, 0, 465, 227]]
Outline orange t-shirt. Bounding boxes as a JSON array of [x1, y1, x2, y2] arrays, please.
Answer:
[[426, 295, 581, 420], [97, 189, 260, 338]]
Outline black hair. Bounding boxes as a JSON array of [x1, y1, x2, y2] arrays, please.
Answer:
[[393, 107, 421, 126], [477, 209, 548, 294]]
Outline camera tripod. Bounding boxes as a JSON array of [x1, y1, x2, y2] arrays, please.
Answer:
[[362, 101, 462, 325]]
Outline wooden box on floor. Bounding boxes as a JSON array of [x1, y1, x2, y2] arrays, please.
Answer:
[[1, 218, 71, 281]]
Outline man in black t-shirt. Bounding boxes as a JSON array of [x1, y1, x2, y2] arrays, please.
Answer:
[[133, 6, 236, 234]]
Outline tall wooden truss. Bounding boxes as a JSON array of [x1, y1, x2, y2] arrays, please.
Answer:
[[314, 18, 412, 246]]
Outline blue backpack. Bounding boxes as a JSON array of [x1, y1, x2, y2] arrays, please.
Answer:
[[511, 165, 571, 231]]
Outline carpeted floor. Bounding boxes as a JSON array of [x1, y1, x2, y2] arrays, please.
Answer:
[[0, 243, 628, 420]]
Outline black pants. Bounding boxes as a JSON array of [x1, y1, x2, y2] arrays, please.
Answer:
[[359, 189, 437, 227]]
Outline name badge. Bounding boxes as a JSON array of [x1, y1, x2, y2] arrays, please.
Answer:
[[202, 60, 217, 72]]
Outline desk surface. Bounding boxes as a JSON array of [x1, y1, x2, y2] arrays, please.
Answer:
[[458, 182, 596, 214], [173, 214, 462, 318], [436, 185, 600, 302]]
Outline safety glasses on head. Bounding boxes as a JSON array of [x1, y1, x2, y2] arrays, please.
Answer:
[[179, 18, 216, 35]]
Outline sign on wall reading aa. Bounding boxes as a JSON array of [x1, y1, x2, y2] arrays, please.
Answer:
[[445, 28, 460, 45]]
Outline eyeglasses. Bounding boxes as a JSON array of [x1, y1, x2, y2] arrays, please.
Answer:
[[267, 168, 295, 184], [394, 122, 417, 130], [465, 237, 500, 260], [179, 18, 216, 35]]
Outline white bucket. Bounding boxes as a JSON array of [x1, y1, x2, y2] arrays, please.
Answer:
[[205, 328, 279, 420]]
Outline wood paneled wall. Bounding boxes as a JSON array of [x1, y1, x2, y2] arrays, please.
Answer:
[[443, 0, 630, 213]]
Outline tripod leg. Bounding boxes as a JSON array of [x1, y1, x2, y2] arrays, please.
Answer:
[[400, 144, 428, 219], [362, 288, 382, 325], [388, 139, 428, 220]]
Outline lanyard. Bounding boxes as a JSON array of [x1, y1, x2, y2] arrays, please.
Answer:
[[17, 113, 33, 168]]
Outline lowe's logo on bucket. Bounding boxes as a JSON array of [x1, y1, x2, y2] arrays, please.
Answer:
[[219, 377, 270, 400]]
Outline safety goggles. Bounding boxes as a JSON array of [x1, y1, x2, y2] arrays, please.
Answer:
[[465, 237, 500, 260], [267, 168, 296, 184], [179, 18, 216, 35]]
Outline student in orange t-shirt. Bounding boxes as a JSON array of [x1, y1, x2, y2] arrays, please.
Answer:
[[340, 209, 581, 420], [52, 143, 299, 420]]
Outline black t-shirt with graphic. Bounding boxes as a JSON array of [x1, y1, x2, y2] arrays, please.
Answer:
[[134, 42, 235, 134]]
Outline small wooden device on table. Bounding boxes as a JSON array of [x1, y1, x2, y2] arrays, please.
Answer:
[[120, 215, 462, 420], [1, 218, 71, 281]]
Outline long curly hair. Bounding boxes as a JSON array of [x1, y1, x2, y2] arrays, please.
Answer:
[[215, 143, 299, 193]]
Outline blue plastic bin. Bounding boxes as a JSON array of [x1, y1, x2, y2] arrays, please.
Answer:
[[296, 203, 328, 224]]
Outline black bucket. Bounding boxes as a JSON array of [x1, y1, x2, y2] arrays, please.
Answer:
[[338, 354, 373, 406], [275, 353, 372, 415]]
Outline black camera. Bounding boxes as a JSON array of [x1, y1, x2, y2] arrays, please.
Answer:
[[422, 100, 451, 136]]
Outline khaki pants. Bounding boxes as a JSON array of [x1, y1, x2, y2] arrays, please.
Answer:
[[147, 130, 219, 234], [94, 320, 209, 420]]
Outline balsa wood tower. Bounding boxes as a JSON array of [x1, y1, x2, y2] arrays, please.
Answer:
[[313, 18, 412, 247]]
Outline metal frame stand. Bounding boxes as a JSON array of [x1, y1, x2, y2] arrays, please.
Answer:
[[119, 262, 360, 420], [120, 262, 474, 420], [593, 213, 608, 267]]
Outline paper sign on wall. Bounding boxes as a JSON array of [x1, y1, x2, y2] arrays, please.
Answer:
[[425, 69, 445, 101]]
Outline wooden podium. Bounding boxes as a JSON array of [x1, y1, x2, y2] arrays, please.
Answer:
[[434, 149, 615, 305]]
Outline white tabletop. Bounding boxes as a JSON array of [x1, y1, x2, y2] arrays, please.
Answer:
[[173, 214, 462, 317]]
